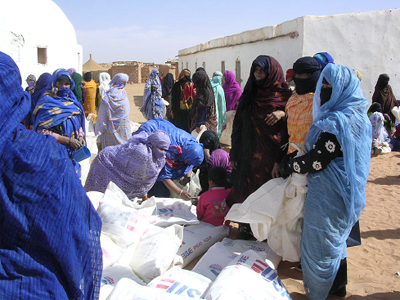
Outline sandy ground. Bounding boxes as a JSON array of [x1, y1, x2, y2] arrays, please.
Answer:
[[125, 83, 400, 299]]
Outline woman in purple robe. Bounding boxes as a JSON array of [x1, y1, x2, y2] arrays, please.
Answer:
[[84, 130, 170, 198], [222, 70, 242, 111]]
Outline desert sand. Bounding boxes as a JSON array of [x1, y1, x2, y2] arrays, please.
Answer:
[[125, 83, 400, 299]]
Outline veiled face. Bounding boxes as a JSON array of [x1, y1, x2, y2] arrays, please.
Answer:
[[254, 65, 267, 81], [55, 81, 70, 88]]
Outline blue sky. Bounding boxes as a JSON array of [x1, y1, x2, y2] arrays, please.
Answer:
[[52, 0, 399, 64]]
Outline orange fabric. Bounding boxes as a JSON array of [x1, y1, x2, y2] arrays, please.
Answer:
[[83, 80, 97, 117], [285, 92, 314, 153]]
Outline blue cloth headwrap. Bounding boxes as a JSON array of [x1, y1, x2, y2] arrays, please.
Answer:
[[136, 117, 204, 181], [313, 52, 334, 70], [0, 51, 102, 299], [141, 68, 164, 120], [301, 64, 372, 299], [28, 72, 52, 126]]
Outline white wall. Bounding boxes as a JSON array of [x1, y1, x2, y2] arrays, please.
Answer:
[[178, 18, 304, 89], [178, 9, 400, 101], [302, 9, 400, 101], [0, 0, 83, 88]]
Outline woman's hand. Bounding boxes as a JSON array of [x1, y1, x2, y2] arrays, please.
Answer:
[[78, 136, 85, 146], [265, 110, 285, 126], [271, 162, 281, 178], [180, 190, 191, 200], [179, 176, 191, 186], [69, 138, 83, 150]]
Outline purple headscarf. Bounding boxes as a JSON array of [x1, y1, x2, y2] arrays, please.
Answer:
[[206, 149, 232, 174], [67, 68, 77, 75], [222, 70, 242, 111], [85, 130, 171, 198]]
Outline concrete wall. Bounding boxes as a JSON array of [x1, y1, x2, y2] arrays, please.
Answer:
[[0, 0, 83, 88], [302, 9, 400, 100], [178, 9, 400, 100]]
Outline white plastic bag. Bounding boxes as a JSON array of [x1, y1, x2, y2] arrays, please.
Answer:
[[219, 110, 235, 146], [191, 124, 207, 142], [169, 169, 202, 199], [130, 224, 184, 283], [86, 191, 104, 211], [100, 234, 124, 269]]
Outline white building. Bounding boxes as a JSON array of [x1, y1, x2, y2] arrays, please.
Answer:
[[178, 9, 400, 100], [0, 0, 82, 88]]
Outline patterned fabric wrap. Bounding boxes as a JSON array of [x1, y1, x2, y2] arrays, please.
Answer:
[[206, 149, 232, 174], [98, 72, 111, 98], [0, 51, 102, 300], [136, 118, 204, 181], [27, 72, 52, 127], [96, 73, 132, 148], [33, 68, 86, 175], [302, 64, 372, 299], [285, 93, 314, 153], [141, 68, 164, 120], [369, 111, 389, 142], [222, 70, 242, 111], [85, 130, 170, 197], [211, 71, 227, 135]]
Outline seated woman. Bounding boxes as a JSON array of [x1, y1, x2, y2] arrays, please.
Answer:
[[136, 118, 204, 200], [96, 73, 132, 151], [84, 130, 170, 198], [33, 69, 86, 177], [368, 102, 391, 155]]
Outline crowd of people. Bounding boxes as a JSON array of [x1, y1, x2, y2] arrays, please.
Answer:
[[1, 47, 399, 299]]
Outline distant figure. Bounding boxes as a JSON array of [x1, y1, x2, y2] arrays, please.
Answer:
[[67, 68, 76, 75], [34, 69, 86, 177], [171, 69, 195, 132], [313, 52, 335, 70], [211, 71, 227, 135], [368, 102, 391, 155], [25, 74, 36, 95], [141, 68, 164, 120], [71, 72, 84, 103], [96, 73, 132, 151], [97, 72, 111, 111], [189, 70, 217, 133], [85, 130, 170, 198], [83, 71, 97, 117], [222, 70, 242, 111], [0, 51, 102, 299], [162, 73, 175, 121], [372, 73, 399, 136], [196, 167, 230, 226]]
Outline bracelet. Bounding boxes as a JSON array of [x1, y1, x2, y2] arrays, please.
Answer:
[[179, 189, 183, 196]]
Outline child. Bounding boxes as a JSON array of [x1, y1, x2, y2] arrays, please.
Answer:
[[196, 167, 230, 226]]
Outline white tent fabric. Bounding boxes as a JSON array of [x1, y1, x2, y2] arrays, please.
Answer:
[[225, 144, 307, 262]]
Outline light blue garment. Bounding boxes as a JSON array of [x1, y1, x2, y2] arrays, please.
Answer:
[[211, 71, 227, 135], [370, 111, 389, 142], [302, 64, 372, 299], [141, 68, 164, 120]]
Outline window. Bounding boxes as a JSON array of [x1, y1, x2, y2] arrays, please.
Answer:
[[202, 62, 206, 70], [37, 47, 47, 65], [221, 61, 225, 74], [235, 60, 242, 85]]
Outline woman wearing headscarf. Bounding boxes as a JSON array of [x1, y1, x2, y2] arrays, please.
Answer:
[[25, 72, 52, 129], [313, 52, 335, 70], [25, 74, 36, 95], [273, 56, 321, 176], [171, 69, 195, 132], [67, 68, 76, 75], [95, 73, 131, 151], [372, 73, 399, 136], [71, 72, 84, 103], [83, 71, 97, 117], [0, 51, 102, 299], [162, 73, 175, 121], [227, 55, 291, 236], [222, 70, 242, 111], [189, 70, 217, 133], [136, 118, 204, 200], [368, 102, 391, 155], [97, 72, 111, 110], [280, 64, 372, 299], [85, 130, 170, 198], [211, 71, 227, 135], [141, 68, 164, 120], [34, 69, 86, 177]]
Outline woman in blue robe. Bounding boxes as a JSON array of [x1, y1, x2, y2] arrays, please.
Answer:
[[34, 69, 86, 177], [280, 64, 372, 299], [0, 51, 102, 300]]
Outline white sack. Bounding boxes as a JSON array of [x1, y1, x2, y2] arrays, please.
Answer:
[[204, 250, 291, 300], [219, 110, 235, 146], [169, 169, 202, 199], [107, 278, 189, 300], [100, 234, 123, 269], [130, 224, 184, 283], [86, 191, 104, 211], [174, 222, 229, 267], [148, 267, 212, 299], [149, 197, 199, 227], [100, 265, 145, 300]]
